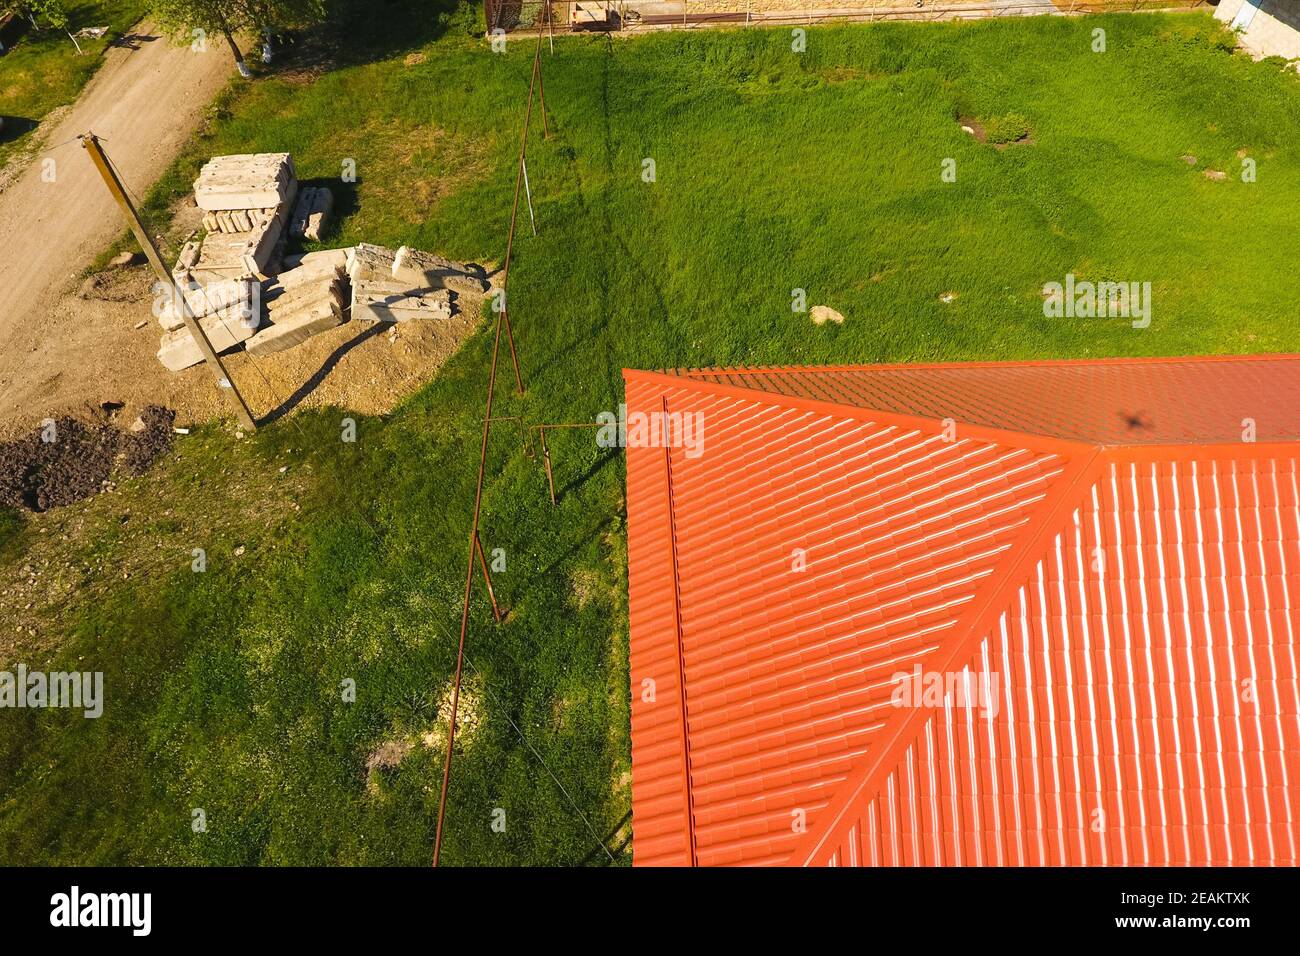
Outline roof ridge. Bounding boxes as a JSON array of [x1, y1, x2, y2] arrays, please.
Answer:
[[621, 368, 1095, 459], [788, 446, 1107, 866], [666, 353, 1300, 376]]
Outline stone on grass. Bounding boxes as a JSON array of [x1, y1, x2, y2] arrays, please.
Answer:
[[810, 305, 845, 326]]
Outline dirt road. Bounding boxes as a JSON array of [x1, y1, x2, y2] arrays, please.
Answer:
[[0, 26, 233, 430]]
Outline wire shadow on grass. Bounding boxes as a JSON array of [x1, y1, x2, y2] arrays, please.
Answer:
[[555, 445, 619, 505], [529, 35, 671, 399]]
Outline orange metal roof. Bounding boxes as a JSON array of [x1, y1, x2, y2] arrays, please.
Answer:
[[623, 356, 1300, 866]]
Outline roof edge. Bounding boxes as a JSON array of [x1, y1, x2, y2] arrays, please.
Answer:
[[652, 353, 1300, 377], [789, 445, 1107, 866], [621, 368, 1095, 459]]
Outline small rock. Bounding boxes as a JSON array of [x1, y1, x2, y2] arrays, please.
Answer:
[[961, 125, 975, 136], [233, 546, 245, 557], [939, 291, 958, 304], [810, 305, 845, 326], [78, 275, 103, 299], [1181, 154, 1197, 166], [129, 416, 147, 433], [109, 250, 145, 269]]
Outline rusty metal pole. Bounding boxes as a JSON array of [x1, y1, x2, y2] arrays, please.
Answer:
[[434, 24, 557, 865], [474, 531, 504, 623], [81, 134, 258, 431], [534, 38, 551, 140], [496, 28, 547, 398], [434, 310, 505, 867]]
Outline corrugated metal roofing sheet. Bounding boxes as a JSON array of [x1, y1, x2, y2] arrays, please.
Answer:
[[624, 357, 1300, 866], [682, 355, 1300, 446]]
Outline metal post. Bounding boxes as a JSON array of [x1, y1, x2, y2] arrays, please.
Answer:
[[534, 41, 551, 140], [81, 133, 258, 432], [522, 157, 538, 237], [540, 426, 556, 506], [433, 24, 555, 866], [474, 532, 503, 622]]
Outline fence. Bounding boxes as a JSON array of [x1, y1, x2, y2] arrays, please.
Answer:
[[486, 0, 1211, 33]]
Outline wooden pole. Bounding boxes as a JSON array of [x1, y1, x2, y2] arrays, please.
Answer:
[[81, 133, 258, 432]]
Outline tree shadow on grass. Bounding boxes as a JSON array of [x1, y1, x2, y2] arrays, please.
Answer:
[[266, 0, 470, 79], [0, 116, 37, 145]]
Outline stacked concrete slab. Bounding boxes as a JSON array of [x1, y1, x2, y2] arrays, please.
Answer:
[[247, 255, 350, 356], [191, 153, 298, 282], [194, 153, 296, 212]]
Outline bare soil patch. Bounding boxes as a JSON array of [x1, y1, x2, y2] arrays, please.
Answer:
[[0, 262, 484, 440], [0, 404, 175, 512]]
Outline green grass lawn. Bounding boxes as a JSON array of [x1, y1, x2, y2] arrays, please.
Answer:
[[4, 3, 1300, 865], [0, 1, 148, 170]]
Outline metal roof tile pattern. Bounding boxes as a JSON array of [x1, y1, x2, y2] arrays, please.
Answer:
[[804, 456, 1300, 867], [624, 356, 1300, 866], [683, 355, 1300, 447], [624, 376, 1073, 866]]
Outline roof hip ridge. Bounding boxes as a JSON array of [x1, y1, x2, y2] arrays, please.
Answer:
[[788, 445, 1108, 866]]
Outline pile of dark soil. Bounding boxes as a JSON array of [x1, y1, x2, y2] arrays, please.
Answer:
[[0, 406, 176, 512]]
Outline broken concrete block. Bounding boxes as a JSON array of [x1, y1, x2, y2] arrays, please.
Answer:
[[266, 266, 346, 305], [246, 300, 345, 357], [110, 250, 145, 269], [347, 243, 398, 283], [391, 245, 490, 295], [303, 188, 333, 241], [157, 311, 259, 372], [289, 186, 316, 238], [283, 247, 352, 272], [267, 278, 345, 317], [173, 240, 201, 278], [352, 279, 452, 323], [158, 278, 257, 331]]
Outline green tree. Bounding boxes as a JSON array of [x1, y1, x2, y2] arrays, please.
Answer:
[[1, 0, 70, 33], [148, 0, 325, 77]]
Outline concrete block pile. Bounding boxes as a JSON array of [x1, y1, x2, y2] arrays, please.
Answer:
[[153, 151, 489, 374], [187, 153, 299, 283], [347, 243, 489, 324]]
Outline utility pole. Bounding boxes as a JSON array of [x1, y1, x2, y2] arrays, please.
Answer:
[[81, 133, 258, 432]]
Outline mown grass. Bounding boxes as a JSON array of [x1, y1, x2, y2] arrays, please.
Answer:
[[4, 5, 1300, 865], [0, 1, 148, 169]]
